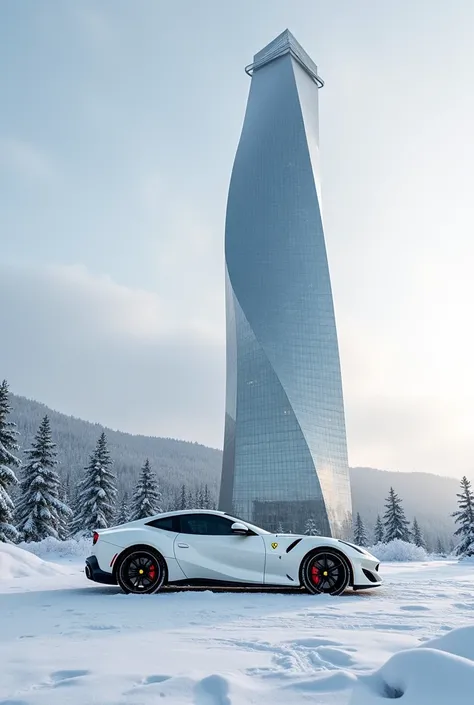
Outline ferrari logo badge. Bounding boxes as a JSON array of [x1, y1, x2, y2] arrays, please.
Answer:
[[271, 542, 278, 549]]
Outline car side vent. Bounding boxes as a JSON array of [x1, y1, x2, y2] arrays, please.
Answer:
[[362, 568, 378, 583], [286, 538, 302, 553]]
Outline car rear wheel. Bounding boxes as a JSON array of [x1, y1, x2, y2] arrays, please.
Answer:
[[116, 548, 165, 595], [301, 549, 350, 596]]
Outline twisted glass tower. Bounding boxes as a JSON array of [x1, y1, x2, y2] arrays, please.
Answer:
[[218, 30, 352, 537]]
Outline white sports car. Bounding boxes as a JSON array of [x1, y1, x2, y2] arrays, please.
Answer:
[[85, 510, 381, 596]]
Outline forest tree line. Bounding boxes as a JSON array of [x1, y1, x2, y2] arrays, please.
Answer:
[[1, 379, 474, 556], [0, 380, 216, 542]]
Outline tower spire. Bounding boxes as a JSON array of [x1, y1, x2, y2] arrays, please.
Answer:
[[245, 29, 324, 87]]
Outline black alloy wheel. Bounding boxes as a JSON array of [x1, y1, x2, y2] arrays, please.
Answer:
[[117, 549, 165, 595], [302, 550, 350, 596]]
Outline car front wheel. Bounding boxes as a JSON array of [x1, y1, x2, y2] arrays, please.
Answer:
[[301, 550, 350, 596], [116, 548, 165, 595]]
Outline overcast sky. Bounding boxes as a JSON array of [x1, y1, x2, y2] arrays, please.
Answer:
[[1, 1, 473, 478]]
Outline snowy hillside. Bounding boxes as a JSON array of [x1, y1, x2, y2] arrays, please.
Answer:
[[9, 393, 221, 499], [351, 466, 459, 547], [9, 393, 462, 547], [1, 542, 474, 703]]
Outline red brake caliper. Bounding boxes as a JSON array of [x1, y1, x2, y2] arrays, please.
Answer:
[[148, 564, 156, 580], [311, 565, 320, 584]]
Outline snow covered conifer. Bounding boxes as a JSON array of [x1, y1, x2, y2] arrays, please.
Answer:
[[436, 537, 445, 556], [304, 517, 320, 535], [203, 484, 212, 509], [60, 475, 71, 506], [452, 476, 474, 558], [179, 483, 187, 510], [0, 380, 21, 542], [16, 415, 72, 542], [411, 517, 425, 548], [197, 485, 204, 509], [59, 474, 75, 538], [190, 486, 200, 508], [72, 432, 117, 533], [116, 492, 130, 525], [130, 459, 162, 520], [354, 512, 368, 546], [374, 514, 384, 543], [383, 487, 410, 542]]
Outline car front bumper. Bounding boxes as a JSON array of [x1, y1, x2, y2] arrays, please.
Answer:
[[352, 557, 382, 590], [85, 555, 117, 585]]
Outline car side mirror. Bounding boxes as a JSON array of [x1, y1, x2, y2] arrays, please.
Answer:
[[231, 521, 249, 535]]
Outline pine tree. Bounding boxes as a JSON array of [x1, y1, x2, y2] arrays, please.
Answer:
[[59, 497, 72, 538], [304, 517, 320, 535], [190, 486, 199, 509], [354, 512, 368, 546], [66, 471, 79, 512], [203, 484, 211, 509], [116, 492, 130, 525], [58, 478, 72, 539], [374, 514, 385, 543], [60, 475, 71, 506], [436, 537, 445, 556], [197, 485, 204, 509], [60, 474, 75, 531], [72, 432, 117, 533], [16, 416, 72, 542], [452, 476, 474, 557], [167, 488, 177, 511], [179, 483, 187, 510], [130, 459, 162, 520], [276, 522, 285, 533], [411, 517, 425, 548], [383, 487, 410, 542], [0, 380, 21, 542]]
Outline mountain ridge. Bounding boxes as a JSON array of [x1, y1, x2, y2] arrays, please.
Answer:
[[8, 393, 222, 502], [7, 392, 460, 548]]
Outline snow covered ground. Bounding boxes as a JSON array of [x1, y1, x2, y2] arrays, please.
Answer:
[[1, 543, 474, 704]]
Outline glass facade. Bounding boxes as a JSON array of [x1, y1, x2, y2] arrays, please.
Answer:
[[219, 30, 352, 537]]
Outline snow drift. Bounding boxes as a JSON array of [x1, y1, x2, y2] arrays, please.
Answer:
[[0, 542, 70, 580], [369, 539, 429, 562], [17, 536, 91, 560], [350, 625, 474, 705]]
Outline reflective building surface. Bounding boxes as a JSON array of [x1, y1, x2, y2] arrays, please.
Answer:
[[218, 30, 352, 536]]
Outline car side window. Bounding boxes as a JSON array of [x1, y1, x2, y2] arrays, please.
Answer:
[[179, 514, 235, 536], [146, 516, 178, 532]]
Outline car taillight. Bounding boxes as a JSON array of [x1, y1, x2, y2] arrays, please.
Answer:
[[92, 532, 99, 546]]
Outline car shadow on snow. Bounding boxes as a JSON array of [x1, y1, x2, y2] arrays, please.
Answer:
[[88, 584, 381, 598], [0, 585, 381, 609]]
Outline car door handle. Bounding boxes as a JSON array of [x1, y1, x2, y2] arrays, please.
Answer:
[[177, 542, 189, 548]]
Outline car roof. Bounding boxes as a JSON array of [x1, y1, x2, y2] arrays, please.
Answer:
[[151, 509, 227, 519], [141, 509, 270, 534]]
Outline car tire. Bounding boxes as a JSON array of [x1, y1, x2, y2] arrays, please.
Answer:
[[116, 547, 166, 595], [301, 548, 351, 596]]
